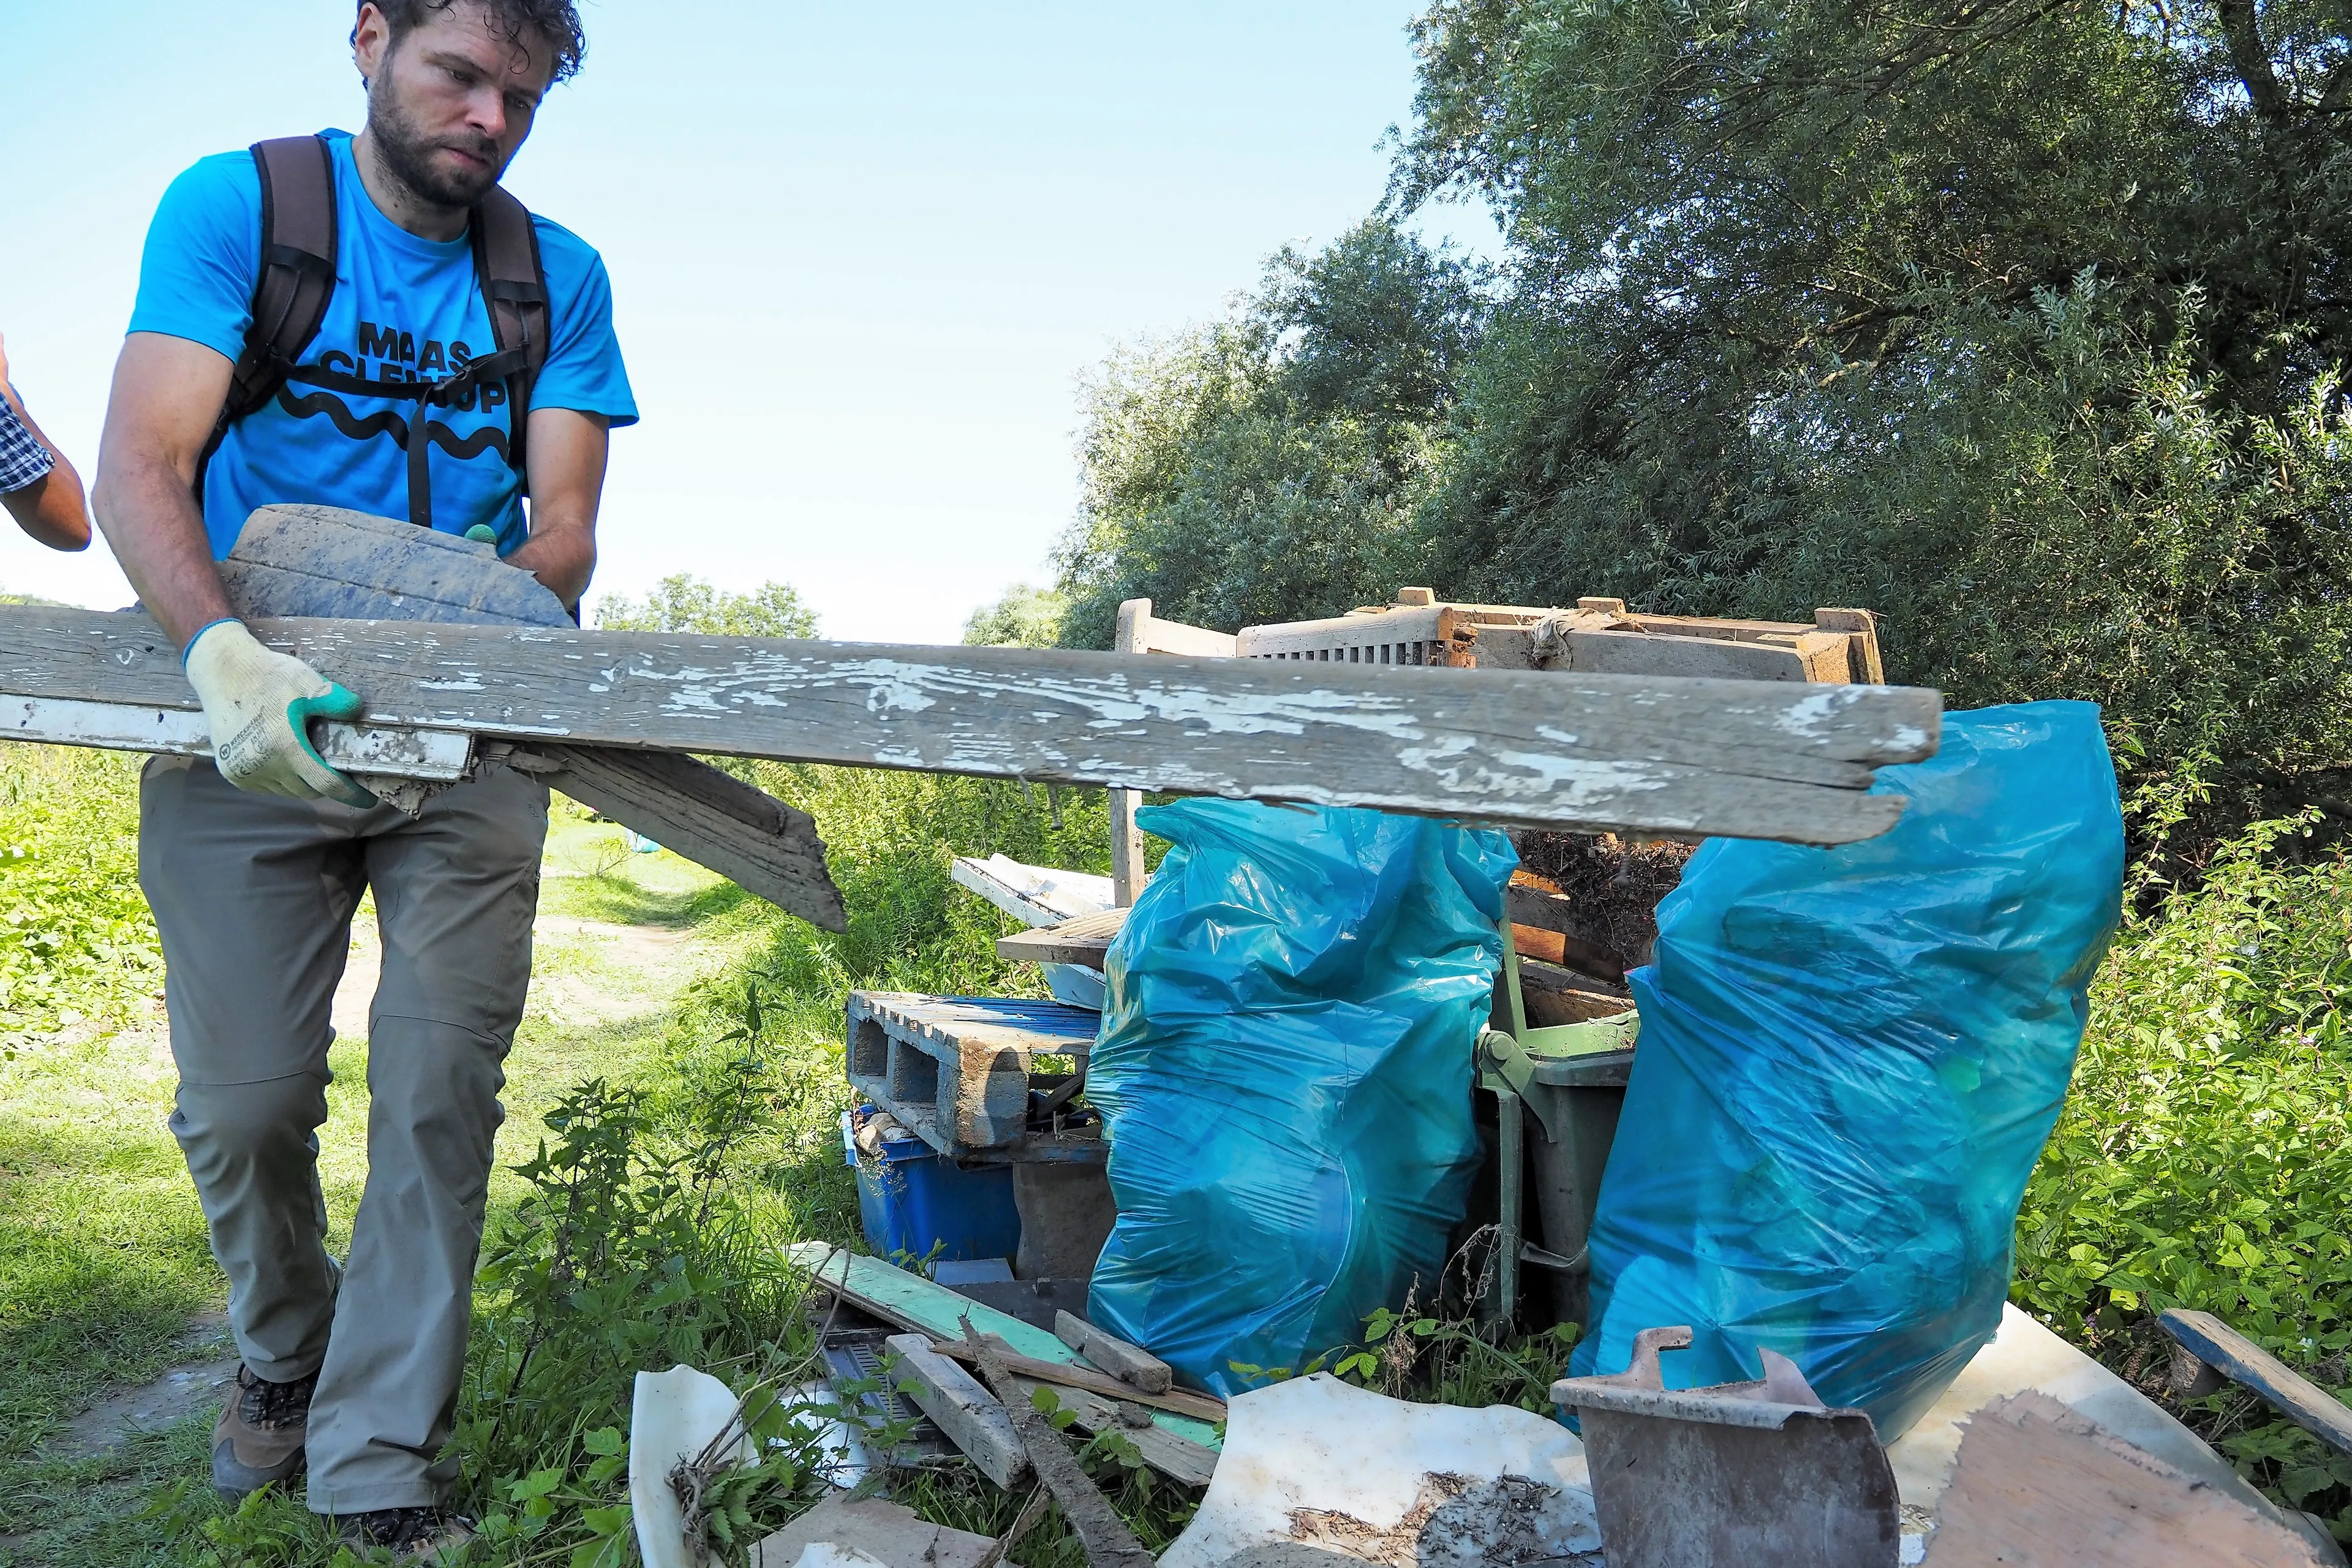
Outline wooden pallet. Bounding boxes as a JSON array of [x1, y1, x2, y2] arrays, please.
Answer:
[[1224, 589, 1885, 684], [845, 993, 1103, 1160]]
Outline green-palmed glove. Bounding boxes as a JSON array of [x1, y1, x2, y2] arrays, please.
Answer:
[[183, 620, 377, 807]]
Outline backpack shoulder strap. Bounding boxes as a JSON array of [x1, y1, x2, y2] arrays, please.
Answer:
[[468, 186, 549, 476], [203, 136, 339, 473]]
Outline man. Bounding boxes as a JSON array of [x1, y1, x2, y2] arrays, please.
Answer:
[[91, 0, 633, 1553], [0, 330, 95, 551]]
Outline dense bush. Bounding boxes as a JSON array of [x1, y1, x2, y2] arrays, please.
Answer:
[[2018, 814, 2352, 1531]]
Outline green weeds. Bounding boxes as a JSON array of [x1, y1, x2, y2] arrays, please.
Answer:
[[2017, 814, 2352, 1535]]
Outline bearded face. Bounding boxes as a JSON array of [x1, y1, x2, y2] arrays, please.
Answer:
[[360, 1, 551, 211]]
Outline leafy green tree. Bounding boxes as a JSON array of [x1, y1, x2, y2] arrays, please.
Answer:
[[595, 575, 820, 639], [962, 584, 1068, 648], [1055, 220, 1482, 649], [1060, 1, 2352, 831]]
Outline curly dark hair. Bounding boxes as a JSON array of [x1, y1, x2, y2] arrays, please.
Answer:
[[363, 0, 587, 86]]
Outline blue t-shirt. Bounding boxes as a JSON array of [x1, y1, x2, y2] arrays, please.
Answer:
[[129, 132, 636, 557]]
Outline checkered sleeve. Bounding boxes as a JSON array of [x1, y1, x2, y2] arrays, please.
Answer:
[[0, 393, 55, 494]]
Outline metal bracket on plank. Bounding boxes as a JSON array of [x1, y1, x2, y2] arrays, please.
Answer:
[[1, 693, 475, 783]]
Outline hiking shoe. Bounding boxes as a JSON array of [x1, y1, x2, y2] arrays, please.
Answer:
[[210, 1363, 316, 1498], [341, 1507, 478, 1562]]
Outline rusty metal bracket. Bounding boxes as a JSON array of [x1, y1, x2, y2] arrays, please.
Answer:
[[1551, 1325, 1900, 1568]]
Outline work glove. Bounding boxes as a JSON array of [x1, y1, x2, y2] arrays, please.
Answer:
[[182, 619, 377, 807]]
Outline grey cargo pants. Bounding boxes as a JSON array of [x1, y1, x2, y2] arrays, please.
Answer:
[[139, 756, 548, 1515]]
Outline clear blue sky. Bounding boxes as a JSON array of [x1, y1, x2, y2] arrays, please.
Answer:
[[1, 2, 1492, 641]]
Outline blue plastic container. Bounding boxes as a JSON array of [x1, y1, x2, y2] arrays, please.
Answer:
[[842, 1109, 1022, 1265]]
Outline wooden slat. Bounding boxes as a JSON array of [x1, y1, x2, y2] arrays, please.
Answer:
[[1055, 1310, 1174, 1395], [2160, 1310, 2352, 1459], [787, 1243, 1223, 1458], [996, 908, 1128, 970], [0, 608, 1940, 844], [509, 744, 845, 931], [883, 1334, 1031, 1490], [924, 1338, 1223, 1423]]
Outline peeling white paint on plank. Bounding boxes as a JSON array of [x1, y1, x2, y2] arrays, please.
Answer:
[[0, 608, 1942, 843]]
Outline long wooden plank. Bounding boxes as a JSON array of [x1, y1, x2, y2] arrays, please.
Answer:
[[0, 608, 1940, 843], [788, 1243, 1222, 1456], [216, 504, 847, 929], [2160, 1310, 2352, 1459]]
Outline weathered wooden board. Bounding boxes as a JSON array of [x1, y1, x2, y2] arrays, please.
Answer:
[[925, 1338, 1218, 1423], [995, 908, 1127, 970], [1920, 1390, 2328, 1567], [1055, 1310, 1173, 1396], [788, 1243, 1223, 1463], [507, 744, 845, 930], [0, 606, 1941, 843], [2160, 1310, 2352, 1459], [949, 855, 1115, 928], [883, 1334, 1031, 1490]]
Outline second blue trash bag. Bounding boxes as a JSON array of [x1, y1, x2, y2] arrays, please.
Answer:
[[1567, 701, 2125, 1439], [1085, 799, 1516, 1398]]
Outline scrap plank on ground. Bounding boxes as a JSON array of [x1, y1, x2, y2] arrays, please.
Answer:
[[963, 1325, 1157, 1568], [0, 605, 1942, 842], [995, 909, 1127, 970], [924, 1339, 1221, 1423], [883, 1334, 1031, 1490], [2160, 1309, 2352, 1459], [1055, 1310, 1174, 1395], [788, 1244, 1221, 1472]]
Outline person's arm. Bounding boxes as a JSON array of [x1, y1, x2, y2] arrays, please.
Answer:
[[92, 331, 372, 806], [93, 333, 239, 646], [0, 333, 91, 552], [505, 407, 608, 609]]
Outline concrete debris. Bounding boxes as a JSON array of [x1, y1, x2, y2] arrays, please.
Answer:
[[1159, 1373, 1600, 1568]]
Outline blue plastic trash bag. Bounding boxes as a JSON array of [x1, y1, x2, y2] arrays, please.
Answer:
[[1086, 800, 1516, 1397], [1568, 701, 2124, 1440]]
